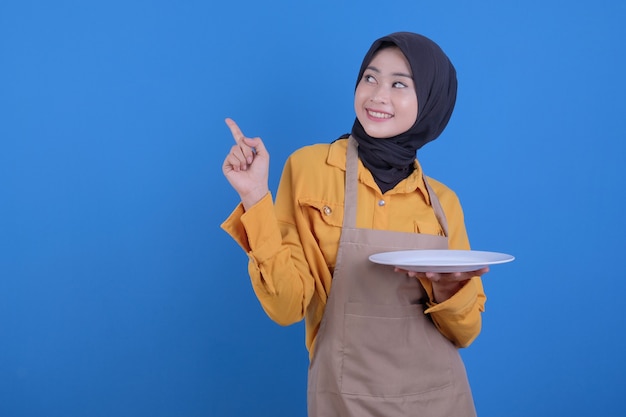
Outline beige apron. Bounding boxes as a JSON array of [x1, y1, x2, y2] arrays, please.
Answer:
[[307, 137, 476, 417]]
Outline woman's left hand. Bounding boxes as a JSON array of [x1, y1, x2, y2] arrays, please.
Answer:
[[394, 267, 489, 303]]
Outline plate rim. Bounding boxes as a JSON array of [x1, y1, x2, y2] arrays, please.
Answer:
[[368, 249, 515, 268]]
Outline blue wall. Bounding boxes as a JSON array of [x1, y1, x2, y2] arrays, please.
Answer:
[[1, 1, 625, 416]]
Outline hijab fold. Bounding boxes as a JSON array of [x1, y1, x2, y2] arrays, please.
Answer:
[[350, 32, 458, 193]]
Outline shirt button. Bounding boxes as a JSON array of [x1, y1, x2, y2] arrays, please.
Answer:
[[323, 206, 332, 215], [378, 200, 386, 206]]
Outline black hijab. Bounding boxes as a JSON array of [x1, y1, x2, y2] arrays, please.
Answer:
[[351, 32, 458, 193]]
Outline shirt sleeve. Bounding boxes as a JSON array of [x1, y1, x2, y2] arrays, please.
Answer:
[[417, 184, 487, 348], [220, 166, 318, 327], [419, 277, 486, 347]]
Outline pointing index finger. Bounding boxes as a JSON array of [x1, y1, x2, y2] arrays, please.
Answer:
[[225, 118, 245, 143]]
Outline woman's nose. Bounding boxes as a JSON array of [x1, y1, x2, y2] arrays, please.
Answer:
[[370, 86, 389, 103]]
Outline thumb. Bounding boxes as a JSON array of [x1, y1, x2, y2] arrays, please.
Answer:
[[243, 136, 267, 155]]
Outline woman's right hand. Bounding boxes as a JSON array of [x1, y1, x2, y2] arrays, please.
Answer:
[[222, 118, 270, 210]]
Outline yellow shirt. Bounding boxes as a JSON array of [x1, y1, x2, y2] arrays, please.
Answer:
[[221, 138, 486, 357]]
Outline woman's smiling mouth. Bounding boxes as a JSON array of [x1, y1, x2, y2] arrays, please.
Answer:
[[366, 109, 393, 120]]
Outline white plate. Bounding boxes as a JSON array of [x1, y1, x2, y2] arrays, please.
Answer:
[[369, 249, 515, 273]]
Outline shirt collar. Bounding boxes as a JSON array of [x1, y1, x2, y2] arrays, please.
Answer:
[[327, 138, 431, 203]]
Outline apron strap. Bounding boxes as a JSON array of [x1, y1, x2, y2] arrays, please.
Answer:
[[424, 179, 449, 237], [344, 137, 359, 228]]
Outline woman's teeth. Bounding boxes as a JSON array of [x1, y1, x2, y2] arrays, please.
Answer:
[[368, 110, 392, 119]]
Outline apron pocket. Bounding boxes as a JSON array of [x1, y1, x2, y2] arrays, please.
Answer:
[[341, 302, 454, 398]]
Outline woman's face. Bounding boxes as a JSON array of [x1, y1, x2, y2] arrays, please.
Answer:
[[354, 47, 418, 139]]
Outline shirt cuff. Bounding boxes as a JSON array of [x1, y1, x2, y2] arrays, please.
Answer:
[[220, 202, 250, 251], [238, 193, 284, 264]]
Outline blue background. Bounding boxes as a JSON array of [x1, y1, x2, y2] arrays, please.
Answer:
[[1, 1, 625, 416]]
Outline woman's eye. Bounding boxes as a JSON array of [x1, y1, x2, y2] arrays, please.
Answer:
[[393, 81, 407, 88], [364, 75, 376, 83]]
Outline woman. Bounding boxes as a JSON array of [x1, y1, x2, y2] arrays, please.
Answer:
[[221, 32, 487, 417]]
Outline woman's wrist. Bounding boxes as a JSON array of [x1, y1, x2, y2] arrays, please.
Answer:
[[241, 188, 269, 211], [431, 280, 469, 303]]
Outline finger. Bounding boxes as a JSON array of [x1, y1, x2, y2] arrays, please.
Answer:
[[238, 138, 258, 164], [225, 119, 259, 164], [230, 143, 250, 162], [425, 272, 439, 282], [226, 144, 250, 171], [395, 267, 417, 277], [222, 154, 238, 172], [225, 118, 245, 144], [223, 152, 245, 172]]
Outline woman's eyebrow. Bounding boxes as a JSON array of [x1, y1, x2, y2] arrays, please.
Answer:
[[366, 65, 412, 79]]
